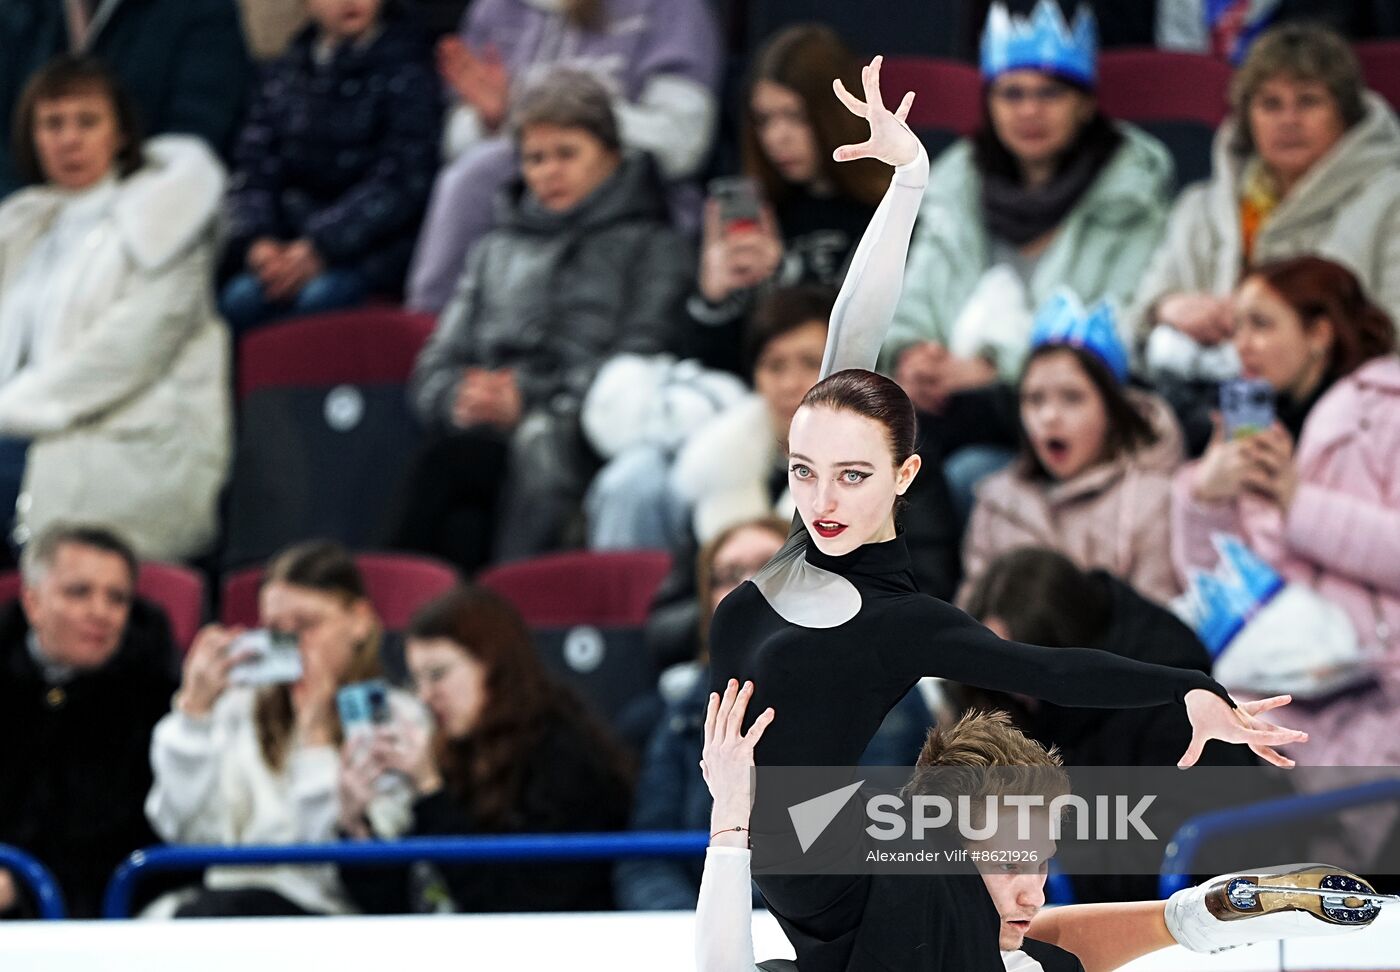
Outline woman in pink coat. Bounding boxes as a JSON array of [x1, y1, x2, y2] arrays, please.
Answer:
[[1172, 255, 1400, 768]]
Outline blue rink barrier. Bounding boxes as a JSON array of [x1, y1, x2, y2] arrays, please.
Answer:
[[1045, 863, 1076, 905], [1158, 779, 1400, 898], [103, 828, 1081, 920], [0, 843, 68, 920], [102, 830, 711, 919]]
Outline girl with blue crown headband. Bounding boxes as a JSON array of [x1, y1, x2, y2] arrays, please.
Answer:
[[879, 0, 1175, 532], [959, 290, 1188, 608]]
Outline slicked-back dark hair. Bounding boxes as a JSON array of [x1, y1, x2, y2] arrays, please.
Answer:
[[799, 368, 918, 466]]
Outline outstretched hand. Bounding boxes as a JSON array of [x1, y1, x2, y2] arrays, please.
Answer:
[[1178, 691, 1307, 769], [831, 55, 920, 168], [701, 679, 774, 816]]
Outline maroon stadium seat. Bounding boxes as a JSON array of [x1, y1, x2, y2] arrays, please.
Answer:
[[235, 308, 436, 402], [478, 550, 671, 627], [479, 551, 672, 719], [223, 308, 437, 568], [220, 551, 459, 631], [0, 572, 18, 606], [880, 56, 983, 156], [1098, 50, 1233, 126], [1357, 40, 1400, 111], [1097, 49, 1233, 188], [136, 562, 206, 653]]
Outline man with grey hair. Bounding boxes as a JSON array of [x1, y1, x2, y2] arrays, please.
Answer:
[[0, 523, 178, 918]]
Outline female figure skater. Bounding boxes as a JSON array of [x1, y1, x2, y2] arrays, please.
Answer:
[[707, 56, 1308, 972]]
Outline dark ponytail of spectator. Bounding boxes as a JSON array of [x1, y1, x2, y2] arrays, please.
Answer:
[[963, 547, 1112, 648]]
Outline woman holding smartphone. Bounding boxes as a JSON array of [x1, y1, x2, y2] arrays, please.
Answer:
[[338, 585, 632, 914], [684, 24, 889, 377], [1172, 255, 1400, 769], [145, 541, 418, 918]]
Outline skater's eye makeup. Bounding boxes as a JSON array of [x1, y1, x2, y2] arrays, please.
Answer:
[[789, 462, 862, 481]]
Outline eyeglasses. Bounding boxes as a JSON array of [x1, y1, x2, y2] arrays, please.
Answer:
[[989, 83, 1073, 106], [410, 661, 460, 692]]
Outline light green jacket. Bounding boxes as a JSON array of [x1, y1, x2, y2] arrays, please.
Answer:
[[880, 123, 1173, 379]]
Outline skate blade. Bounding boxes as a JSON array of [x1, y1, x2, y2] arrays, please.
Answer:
[[1207, 865, 1382, 928]]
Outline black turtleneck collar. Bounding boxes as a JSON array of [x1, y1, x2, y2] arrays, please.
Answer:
[[802, 531, 913, 578]]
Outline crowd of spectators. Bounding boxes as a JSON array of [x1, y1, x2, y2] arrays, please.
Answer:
[[0, 0, 1397, 924]]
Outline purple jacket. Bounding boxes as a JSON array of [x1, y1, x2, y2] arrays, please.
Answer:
[[461, 0, 720, 102], [455, 0, 720, 181]]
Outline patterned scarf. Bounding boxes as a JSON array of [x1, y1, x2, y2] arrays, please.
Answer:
[[1239, 157, 1281, 266]]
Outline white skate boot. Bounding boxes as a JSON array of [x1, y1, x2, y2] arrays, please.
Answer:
[[1165, 863, 1389, 954]]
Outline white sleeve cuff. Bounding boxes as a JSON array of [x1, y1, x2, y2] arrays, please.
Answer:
[[893, 140, 930, 187]]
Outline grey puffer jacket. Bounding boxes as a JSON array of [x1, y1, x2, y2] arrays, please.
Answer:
[[411, 152, 690, 429]]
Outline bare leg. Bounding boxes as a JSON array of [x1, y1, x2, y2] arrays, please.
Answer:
[[1025, 900, 1174, 972]]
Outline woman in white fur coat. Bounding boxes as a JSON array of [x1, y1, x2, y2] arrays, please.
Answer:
[[0, 57, 230, 560]]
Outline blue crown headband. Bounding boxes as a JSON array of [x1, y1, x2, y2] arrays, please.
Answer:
[[1189, 534, 1286, 657], [981, 0, 1098, 88], [1029, 288, 1129, 383]]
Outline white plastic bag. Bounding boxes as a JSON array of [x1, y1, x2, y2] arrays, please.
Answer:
[[1214, 584, 1373, 699]]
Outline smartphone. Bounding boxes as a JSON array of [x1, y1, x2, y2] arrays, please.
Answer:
[[227, 629, 303, 686], [1219, 378, 1275, 440], [707, 176, 762, 235], [337, 680, 392, 737]]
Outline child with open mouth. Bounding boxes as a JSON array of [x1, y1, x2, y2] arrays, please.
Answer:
[[959, 292, 1184, 608]]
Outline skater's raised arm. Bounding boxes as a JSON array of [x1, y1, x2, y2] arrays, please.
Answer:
[[820, 56, 929, 379]]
